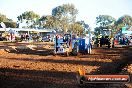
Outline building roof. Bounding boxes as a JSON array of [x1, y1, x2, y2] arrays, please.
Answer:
[[0, 28, 54, 33]]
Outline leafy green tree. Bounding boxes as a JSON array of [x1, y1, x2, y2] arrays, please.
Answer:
[[52, 3, 78, 32], [94, 27, 101, 37], [17, 15, 23, 23], [4, 22, 17, 28], [76, 21, 90, 34], [96, 15, 115, 27], [95, 15, 116, 37], [39, 15, 59, 29], [69, 22, 83, 36], [44, 15, 55, 29], [0, 13, 16, 28], [0, 13, 13, 22], [0, 13, 8, 22], [115, 15, 132, 31], [17, 11, 40, 28]]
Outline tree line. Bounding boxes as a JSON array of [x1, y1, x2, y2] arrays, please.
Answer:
[[95, 15, 132, 38], [0, 3, 132, 36]]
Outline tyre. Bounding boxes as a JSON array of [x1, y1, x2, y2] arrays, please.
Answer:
[[53, 50, 56, 56]]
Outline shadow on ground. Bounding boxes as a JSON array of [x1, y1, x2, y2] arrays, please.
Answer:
[[0, 68, 77, 88], [4, 45, 54, 56]]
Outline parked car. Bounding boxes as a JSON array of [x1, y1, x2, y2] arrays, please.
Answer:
[[42, 36, 50, 42]]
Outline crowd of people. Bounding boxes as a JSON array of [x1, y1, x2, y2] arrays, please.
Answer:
[[95, 35, 132, 48], [114, 36, 132, 45], [20, 33, 30, 41]]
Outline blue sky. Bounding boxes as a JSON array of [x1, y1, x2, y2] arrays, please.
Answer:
[[0, 0, 132, 29]]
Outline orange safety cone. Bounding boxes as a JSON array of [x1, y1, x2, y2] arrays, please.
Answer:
[[78, 67, 86, 76]]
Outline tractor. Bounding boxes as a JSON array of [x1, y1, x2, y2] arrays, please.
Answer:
[[53, 33, 92, 56]]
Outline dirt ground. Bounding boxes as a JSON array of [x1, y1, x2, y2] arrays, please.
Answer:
[[0, 42, 131, 88]]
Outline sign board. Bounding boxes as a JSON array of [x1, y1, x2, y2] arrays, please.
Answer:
[[122, 30, 132, 34], [122, 27, 126, 31]]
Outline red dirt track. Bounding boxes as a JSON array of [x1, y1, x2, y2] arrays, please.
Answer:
[[0, 42, 131, 88]]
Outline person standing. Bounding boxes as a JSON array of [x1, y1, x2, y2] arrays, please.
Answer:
[[26, 34, 29, 42]]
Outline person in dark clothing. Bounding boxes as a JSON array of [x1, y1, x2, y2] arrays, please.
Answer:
[[26, 34, 29, 41], [21, 35, 24, 41], [122, 37, 125, 45], [100, 36, 105, 47]]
